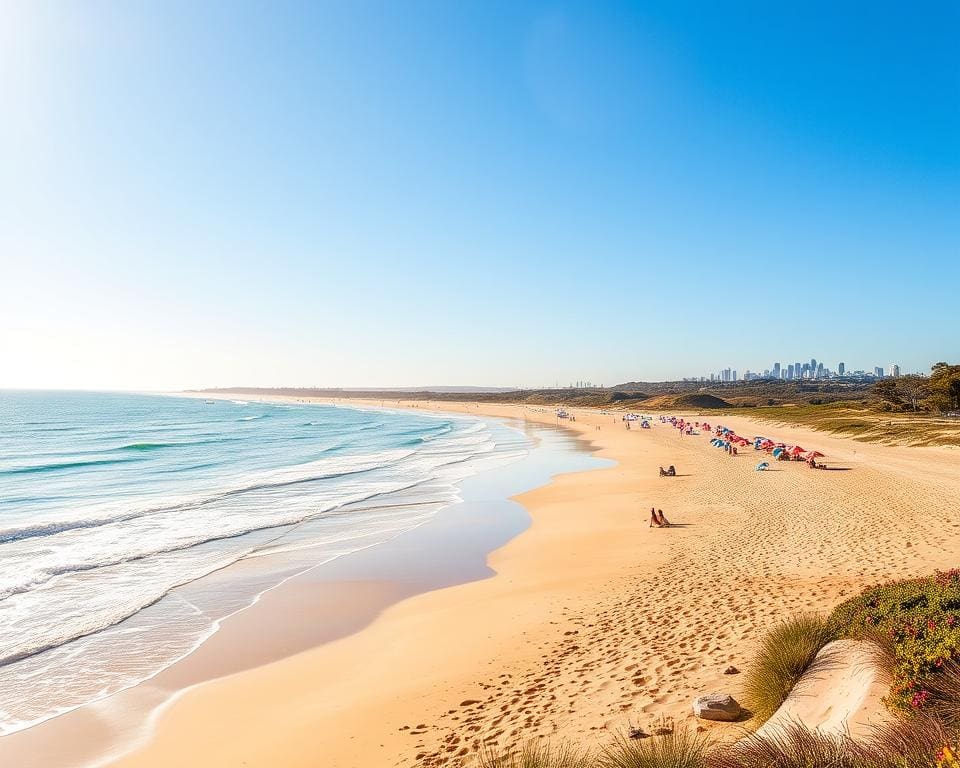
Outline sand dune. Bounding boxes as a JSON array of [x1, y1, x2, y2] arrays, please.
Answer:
[[754, 639, 891, 742]]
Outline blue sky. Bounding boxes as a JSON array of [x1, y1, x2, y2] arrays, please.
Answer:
[[1, 1, 957, 389]]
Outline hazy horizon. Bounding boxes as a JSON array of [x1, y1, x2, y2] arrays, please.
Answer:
[[2, 2, 957, 391]]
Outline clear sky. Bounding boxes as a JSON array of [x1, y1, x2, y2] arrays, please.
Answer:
[[1, 1, 957, 390]]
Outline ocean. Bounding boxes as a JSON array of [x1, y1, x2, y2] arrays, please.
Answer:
[[0, 391, 530, 735]]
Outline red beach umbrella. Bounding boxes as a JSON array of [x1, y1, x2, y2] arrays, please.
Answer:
[[806, 451, 825, 458], [790, 446, 805, 455]]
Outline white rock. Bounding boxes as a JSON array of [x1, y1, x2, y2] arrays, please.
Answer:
[[693, 693, 741, 721]]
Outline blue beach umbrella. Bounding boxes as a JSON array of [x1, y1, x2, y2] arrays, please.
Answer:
[[772, 447, 785, 457]]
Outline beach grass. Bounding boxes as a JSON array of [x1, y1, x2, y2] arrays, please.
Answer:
[[600, 728, 712, 768], [741, 614, 837, 724], [478, 729, 713, 768], [479, 741, 595, 768], [704, 719, 946, 768], [480, 721, 957, 768]]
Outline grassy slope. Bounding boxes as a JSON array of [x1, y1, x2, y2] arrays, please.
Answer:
[[713, 402, 960, 448]]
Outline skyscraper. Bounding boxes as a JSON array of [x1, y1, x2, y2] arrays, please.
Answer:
[[891, 364, 900, 378], [772, 362, 780, 379], [838, 362, 845, 376], [875, 366, 884, 378]]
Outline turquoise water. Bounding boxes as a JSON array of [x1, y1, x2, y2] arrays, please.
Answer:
[[0, 392, 529, 734]]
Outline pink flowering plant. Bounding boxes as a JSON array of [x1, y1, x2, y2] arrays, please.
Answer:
[[828, 569, 960, 712]]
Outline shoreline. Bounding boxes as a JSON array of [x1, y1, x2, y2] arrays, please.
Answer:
[[0, 401, 606, 768], [10, 397, 960, 768]]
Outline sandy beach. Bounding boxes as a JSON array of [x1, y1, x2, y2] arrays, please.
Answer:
[[14, 399, 960, 767]]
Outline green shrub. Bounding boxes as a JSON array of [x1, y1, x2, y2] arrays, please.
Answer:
[[828, 569, 960, 712], [741, 614, 837, 723]]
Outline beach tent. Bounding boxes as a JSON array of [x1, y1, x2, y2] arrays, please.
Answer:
[[756, 462, 769, 471]]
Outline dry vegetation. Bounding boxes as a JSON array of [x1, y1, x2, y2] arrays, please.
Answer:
[[720, 402, 960, 447]]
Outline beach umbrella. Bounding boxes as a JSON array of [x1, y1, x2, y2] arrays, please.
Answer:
[[756, 462, 769, 471], [790, 446, 805, 456], [772, 447, 785, 457], [806, 450, 825, 459]]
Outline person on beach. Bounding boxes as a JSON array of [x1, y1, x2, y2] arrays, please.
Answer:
[[649, 507, 662, 527], [656, 509, 670, 527]]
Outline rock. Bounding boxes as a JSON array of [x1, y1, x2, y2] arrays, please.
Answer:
[[693, 693, 741, 721], [724, 665, 740, 675]]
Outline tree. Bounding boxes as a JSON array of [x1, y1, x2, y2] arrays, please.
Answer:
[[872, 378, 902, 406], [897, 375, 930, 412], [927, 363, 960, 412]]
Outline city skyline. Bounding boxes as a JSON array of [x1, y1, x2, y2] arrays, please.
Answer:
[[684, 356, 917, 384]]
